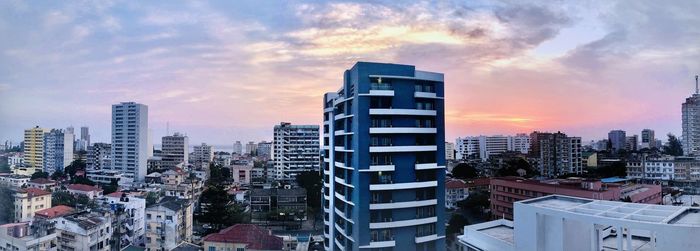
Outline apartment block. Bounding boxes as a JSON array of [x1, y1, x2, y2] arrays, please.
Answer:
[[43, 129, 74, 174], [87, 143, 111, 170], [110, 102, 149, 181], [273, 122, 320, 182], [23, 126, 49, 174], [456, 134, 530, 160], [14, 188, 52, 222], [192, 143, 213, 169], [144, 198, 193, 251]]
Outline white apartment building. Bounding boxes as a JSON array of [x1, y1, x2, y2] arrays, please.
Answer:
[[0, 174, 30, 188], [245, 141, 257, 155], [52, 212, 112, 251], [456, 134, 530, 160], [14, 188, 52, 222], [682, 76, 700, 155], [273, 122, 320, 181], [233, 141, 243, 155], [101, 192, 146, 246], [43, 129, 74, 174], [446, 179, 470, 209], [160, 133, 189, 168], [446, 142, 455, 160], [458, 195, 700, 251], [256, 141, 273, 158], [0, 221, 57, 251], [145, 198, 193, 251], [192, 143, 213, 168], [111, 102, 149, 181]]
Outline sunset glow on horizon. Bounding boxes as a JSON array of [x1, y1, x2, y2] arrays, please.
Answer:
[[1, 0, 698, 144]]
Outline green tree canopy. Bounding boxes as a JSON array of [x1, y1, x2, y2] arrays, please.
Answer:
[[31, 170, 49, 179], [0, 186, 15, 224], [295, 171, 322, 210], [198, 185, 246, 231], [663, 133, 683, 156], [52, 190, 77, 207], [446, 214, 469, 239], [452, 163, 478, 179]]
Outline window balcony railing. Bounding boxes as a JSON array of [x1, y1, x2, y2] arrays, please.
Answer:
[[370, 83, 393, 90]]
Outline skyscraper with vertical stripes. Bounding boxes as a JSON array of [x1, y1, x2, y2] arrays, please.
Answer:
[[322, 62, 446, 251]]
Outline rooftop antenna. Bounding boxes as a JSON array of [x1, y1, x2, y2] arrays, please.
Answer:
[[696, 75, 699, 94]]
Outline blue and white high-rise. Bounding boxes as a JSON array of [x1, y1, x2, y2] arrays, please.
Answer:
[[323, 62, 446, 251]]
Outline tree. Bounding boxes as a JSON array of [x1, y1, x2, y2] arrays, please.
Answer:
[[198, 185, 246, 231], [446, 214, 469, 239], [145, 191, 160, 207], [52, 191, 77, 207], [452, 163, 478, 179], [51, 170, 66, 180], [31, 170, 49, 179], [101, 179, 119, 195], [496, 158, 537, 177], [295, 171, 323, 210], [208, 163, 231, 185], [458, 190, 490, 213], [0, 162, 10, 173], [75, 194, 96, 209], [0, 186, 15, 224], [71, 176, 95, 186], [663, 134, 684, 156]]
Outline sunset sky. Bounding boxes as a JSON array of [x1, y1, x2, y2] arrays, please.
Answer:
[[1, 0, 699, 145]]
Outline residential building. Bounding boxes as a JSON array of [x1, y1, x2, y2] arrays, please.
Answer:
[[161, 133, 189, 168], [144, 198, 193, 251], [27, 178, 57, 191], [87, 143, 111, 170], [202, 224, 284, 251], [445, 179, 469, 209], [110, 102, 149, 181], [67, 184, 104, 199], [537, 132, 582, 177], [627, 155, 700, 181], [445, 142, 455, 160], [192, 143, 213, 169], [641, 129, 656, 149], [14, 188, 52, 222], [489, 177, 662, 220], [7, 153, 23, 168], [456, 134, 530, 161], [0, 220, 57, 251], [245, 141, 257, 155], [34, 205, 75, 220], [250, 188, 307, 225], [230, 164, 252, 185], [233, 141, 243, 155], [256, 141, 272, 158], [43, 129, 74, 174], [273, 122, 320, 182], [625, 135, 639, 152], [0, 174, 30, 188], [608, 130, 627, 152], [23, 126, 49, 174], [458, 195, 700, 251], [86, 169, 124, 185], [52, 211, 112, 251], [101, 191, 147, 247], [322, 62, 446, 250], [683, 76, 700, 156], [80, 126, 90, 151]]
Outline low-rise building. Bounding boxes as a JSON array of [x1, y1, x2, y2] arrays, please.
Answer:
[[101, 191, 147, 247], [52, 211, 112, 251], [27, 178, 58, 191], [230, 164, 252, 185], [446, 179, 470, 209], [0, 174, 31, 188], [67, 184, 104, 199], [250, 188, 306, 227], [14, 188, 52, 222], [490, 177, 662, 220], [86, 169, 124, 185], [0, 220, 57, 251], [144, 198, 193, 251], [202, 224, 283, 251], [458, 195, 700, 251], [34, 205, 75, 220]]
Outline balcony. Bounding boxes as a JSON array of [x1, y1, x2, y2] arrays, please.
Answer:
[[415, 234, 444, 243], [360, 90, 395, 97], [369, 108, 436, 116], [369, 216, 438, 229], [369, 180, 437, 191], [335, 176, 354, 188], [415, 163, 445, 170], [359, 165, 395, 172], [369, 127, 436, 134], [370, 199, 438, 210], [359, 240, 396, 249], [369, 145, 437, 153], [414, 92, 442, 99]]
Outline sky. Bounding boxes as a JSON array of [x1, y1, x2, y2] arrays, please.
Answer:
[[1, 0, 699, 146]]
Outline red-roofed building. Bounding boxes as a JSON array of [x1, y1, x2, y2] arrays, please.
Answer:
[[67, 184, 103, 199], [13, 188, 52, 222], [446, 179, 470, 209], [27, 178, 58, 191], [34, 205, 75, 219], [203, 224, 283, 251]]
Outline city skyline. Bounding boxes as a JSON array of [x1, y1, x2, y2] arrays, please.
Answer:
[[1, 1, 699, 145]]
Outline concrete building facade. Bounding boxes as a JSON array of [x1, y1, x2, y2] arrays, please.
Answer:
[[23, 126, 49, 174], [456, 134, 530, 161], [273, 122, 320, 182], [608, 130, 627, 152], [641, 129, 656, 149], [145, 198, 193, 251], [192, 143, 213, 169], [682, 76, 700, 156], [322, 62, 446, 250], [537, 132, 582, 177], [110, 102, 149, 181], [160, 133, 189, 168], [87, 143, 111, 170], [43, 129, 74, 174]]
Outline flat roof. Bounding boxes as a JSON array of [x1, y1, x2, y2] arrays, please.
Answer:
[[519, 195, 697, 226], [479, 225, 514, 244]]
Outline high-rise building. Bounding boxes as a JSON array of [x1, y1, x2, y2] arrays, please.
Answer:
[[682, 75, 700, 156], [641, 129, 656, 149], [43, 129, 74, 174], [110, 102, 149, 181], [161, 132, 189, 168], [87, 143, 111, 170], [445, 142, 455, 160], [74, 126, 90, 151], [538, 132, 582, 177], [233, 141, 243, 155], [608, 130, 627, 152], [192, 143, 213, 168], [23, 126, 49, 173], [322, 62, 446, 250], [273, 122, 319, 181], [256, 141, 272, 158], [625, 135, 639, 151], [455, 134, 530, 160], [245, 141, 257, 155]]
